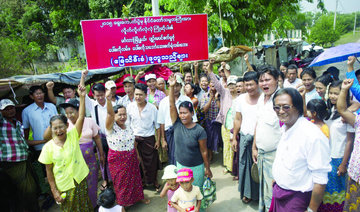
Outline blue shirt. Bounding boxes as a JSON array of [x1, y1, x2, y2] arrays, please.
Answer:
[[346, 70, 360, 102], [22, 102, 57, 150]]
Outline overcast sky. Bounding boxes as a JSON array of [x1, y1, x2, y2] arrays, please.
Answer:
[[301, 0, 360, 13]]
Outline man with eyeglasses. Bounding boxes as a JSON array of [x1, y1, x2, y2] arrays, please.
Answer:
[[271, 88, 331, 212]]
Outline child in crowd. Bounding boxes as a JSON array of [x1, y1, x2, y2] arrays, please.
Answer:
[[306, 99, 330, 138], [98, 189, 125, 212], [160, 165, 180, 212], [170, 168, 203, 212]]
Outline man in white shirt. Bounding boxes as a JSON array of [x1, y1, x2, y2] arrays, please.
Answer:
[[127, 83, 161, 190], [272, 88, 331, 212], [283, 64, 302, 89], [158, 75, 197, 165], [252, 66, 281, 212]]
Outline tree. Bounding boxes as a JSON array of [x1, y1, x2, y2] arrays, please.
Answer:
[[153, 0, 325, 48], [308, 14, 342, 46]]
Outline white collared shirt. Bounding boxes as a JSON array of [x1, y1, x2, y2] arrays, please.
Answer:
[[283, 78, 302, 89], [157, 95, 198, 131], [119, 94, 135, 108], [305, 87, 321, 105], [127, 101, 159, 137], [85, 95, 110, 134], [273, 117, 331, 192], [255, 92, 281, 152]]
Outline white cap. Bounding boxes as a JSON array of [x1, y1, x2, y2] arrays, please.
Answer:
[[0, 99, 15, 110], [145, 74, 156, 81], [227, 75, 238, 85], [162, 165, 178, 180], [105, 80, 116, 89]]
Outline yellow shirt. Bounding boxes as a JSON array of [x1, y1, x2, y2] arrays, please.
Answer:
[[38, 128, 89, 192]]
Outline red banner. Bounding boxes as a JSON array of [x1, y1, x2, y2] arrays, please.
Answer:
[[81, 14, 208, 70]]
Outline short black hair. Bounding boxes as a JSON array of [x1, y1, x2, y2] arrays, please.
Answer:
[[258, 65, 279, 80], [324, 66, 339, 81], [307, 99, 330, 121], [92, 83, 105, 93], [244, 71, 259, 84], [50, 114, 67, 127], [355, 69, 360, 77], [134, 83, 147, 94], [236, 77, 244, 83], [273, 88, 304, 116], [29, 85, 44, 95], [63, 85, 76, 90], [280, 62, 289, 68], [300, 67, 317, 79], [179, 101, 194, 113], [278, 71, 285, 81], [113, 105, 126, 114], [287, 64, 298, 73], [97, 189, 116, 208]]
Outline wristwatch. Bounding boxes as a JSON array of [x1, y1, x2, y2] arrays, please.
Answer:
[[307, 207, 314, 212]]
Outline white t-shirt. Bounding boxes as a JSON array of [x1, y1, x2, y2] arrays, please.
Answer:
[[283, 78, 302, 89], [158, 95, 198, 131], [325, 110, 355, 158], [305, 87, 321, 105], [235, 94, 259, 136], [255, 92, 281, 152], [99, 205, 123, 212], [171, 185, 203, 210]]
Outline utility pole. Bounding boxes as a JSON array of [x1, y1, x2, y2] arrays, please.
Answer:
[[354, 13, 357, 36], [333, 0, 338, 30], [152, 0, 160, 16]]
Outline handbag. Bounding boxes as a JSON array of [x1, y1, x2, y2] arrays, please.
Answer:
[[201, 177, 216, 208]]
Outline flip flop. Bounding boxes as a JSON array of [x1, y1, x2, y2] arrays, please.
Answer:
[[100, 180, 108, 191], [242, 197, 252, 204]]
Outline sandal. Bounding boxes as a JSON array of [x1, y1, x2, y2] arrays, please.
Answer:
[[233, 176, 239, 181], [242, 197, 252, 204], [100, 180, 108, 191]]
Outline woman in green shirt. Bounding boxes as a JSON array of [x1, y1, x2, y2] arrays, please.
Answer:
[[39, 85, 92, 212]]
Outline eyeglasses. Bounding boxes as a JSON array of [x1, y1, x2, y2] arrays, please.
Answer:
[[273, 105, 293, 112]]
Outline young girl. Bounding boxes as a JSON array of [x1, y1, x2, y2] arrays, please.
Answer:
[[170, 168, 203, 212], [160, 165, 180, 212], [98, 189, 125, 212], [300, 68, 321, 104], [315, 74, 333, 100], [306, 99, 330, 138], [184, 83, 199, 110], [318, 80, 355, 212]]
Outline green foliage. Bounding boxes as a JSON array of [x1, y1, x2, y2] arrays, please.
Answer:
[[308, 14, 342, 47]]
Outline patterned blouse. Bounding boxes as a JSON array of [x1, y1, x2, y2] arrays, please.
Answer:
[[348, 114, 360, 183], [106, 123, 135, 152]]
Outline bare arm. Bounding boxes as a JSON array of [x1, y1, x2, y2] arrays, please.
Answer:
[[43, 126, 52, 141], [338, 132, 354, 176], [170, 202, 185, 212], [252, 123, 258, 163], [134, 71, 145, 83], [199, 138, 212, 178], [46, 82, 57, 104], [169, 75, 178, 124], [75, 86, 85, 135], [231, 112, 242, 151], [160, 124, 167, 150], [201, 94, 213, 113], [194, 61, 200, 85], [195, 200, 201, 212], [94, 134, 105, 167], [308, 183, 326, 211], [45, 164, 64, 203], [159, 183, 170, 198], [105, 90, 115, 131], [244, 54, 254, 72], [348, 56, 355, 72], [80, 70, 88, 87], [337, 79, 356, 126]]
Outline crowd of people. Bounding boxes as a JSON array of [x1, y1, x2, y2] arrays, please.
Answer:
[[1, 54, 360, 212]]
